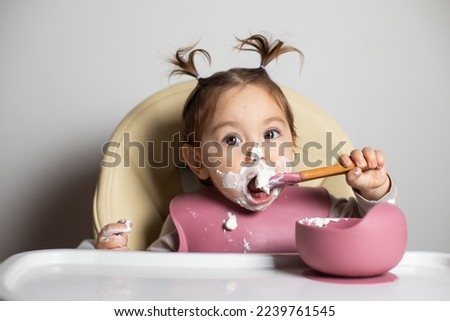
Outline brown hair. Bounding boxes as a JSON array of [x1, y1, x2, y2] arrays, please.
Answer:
[[169, 34, 304, 147]]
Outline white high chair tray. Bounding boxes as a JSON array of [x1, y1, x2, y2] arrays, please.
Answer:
[[0, 249, 449, 300]]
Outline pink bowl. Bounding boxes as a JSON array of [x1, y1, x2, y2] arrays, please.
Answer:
[[295, 203, 407, 277]]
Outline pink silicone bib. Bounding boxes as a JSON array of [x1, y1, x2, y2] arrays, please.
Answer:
[[170, 186, 330, 253]]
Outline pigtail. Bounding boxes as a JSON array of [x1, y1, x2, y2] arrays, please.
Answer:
[[236, 34, 303, 68], [169, 44, 211, 80]]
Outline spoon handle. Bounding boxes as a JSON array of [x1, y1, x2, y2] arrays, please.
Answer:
[[299, 163, 358, 182], [270, 163, 370, 187]]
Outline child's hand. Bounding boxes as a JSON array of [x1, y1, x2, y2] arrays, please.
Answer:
[[96, 219, 132, 250], [339, 147, 391, 201]]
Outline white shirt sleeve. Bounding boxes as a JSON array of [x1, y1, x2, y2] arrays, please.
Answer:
[[329, 181, 399, 218]]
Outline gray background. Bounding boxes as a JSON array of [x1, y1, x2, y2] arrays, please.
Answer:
[[1, 0, 449, 262]]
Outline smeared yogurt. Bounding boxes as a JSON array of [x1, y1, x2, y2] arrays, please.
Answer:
[[299, 217, 347, 228], [243, 238, 251, 252], [249, 145, 263, 162], [217, 156, 292, 211], [223, 212, 238, 231], [255, 167, 276, 195], [220, 167, 250, 190], [99, 219, 132, 242]]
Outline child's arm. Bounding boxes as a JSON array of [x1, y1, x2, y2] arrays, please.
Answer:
[[340, 147, 391, 201], [95, 219, 132, 250]]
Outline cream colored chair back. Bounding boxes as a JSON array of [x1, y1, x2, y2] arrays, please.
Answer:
[[93, 81, 354, 250]]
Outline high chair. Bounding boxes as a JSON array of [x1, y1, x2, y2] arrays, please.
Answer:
[[93, 81, 354, 251]]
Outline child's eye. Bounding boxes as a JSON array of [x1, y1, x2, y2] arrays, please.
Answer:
[[223, 135, 241, 146], [264, 129, 280, 140]]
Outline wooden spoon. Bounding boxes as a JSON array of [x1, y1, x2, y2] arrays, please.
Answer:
[[267, 162, 369, 187]]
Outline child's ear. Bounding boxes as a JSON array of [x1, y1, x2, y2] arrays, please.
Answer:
[[181, 143, 209, 180]]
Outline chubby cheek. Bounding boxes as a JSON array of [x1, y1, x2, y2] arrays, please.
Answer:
[[268, 142, 294, 165], [211, 166, 255, 203], [215, 184, 242, 204], [202, 144, 245, 174]]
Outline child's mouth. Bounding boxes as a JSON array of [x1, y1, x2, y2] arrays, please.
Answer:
[[247, 177, 272, 202], [247, 177, 261, 193]]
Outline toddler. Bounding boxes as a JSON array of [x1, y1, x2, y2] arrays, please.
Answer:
[[96, 34, 398, 252]]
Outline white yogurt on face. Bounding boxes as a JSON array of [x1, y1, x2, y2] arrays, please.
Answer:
[[218, 167, 262, 211], [299, 217, 347, 228], [255, 167, 276, 195], [220, 167, 250, 190], [217, 156, 292, 211], [249, 145, 263, 162]]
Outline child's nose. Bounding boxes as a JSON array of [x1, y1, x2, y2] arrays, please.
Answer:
[[245, 143, 264, 163]]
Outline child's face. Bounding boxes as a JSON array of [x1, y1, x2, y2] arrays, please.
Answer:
[[196, 84, 294, 211]]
